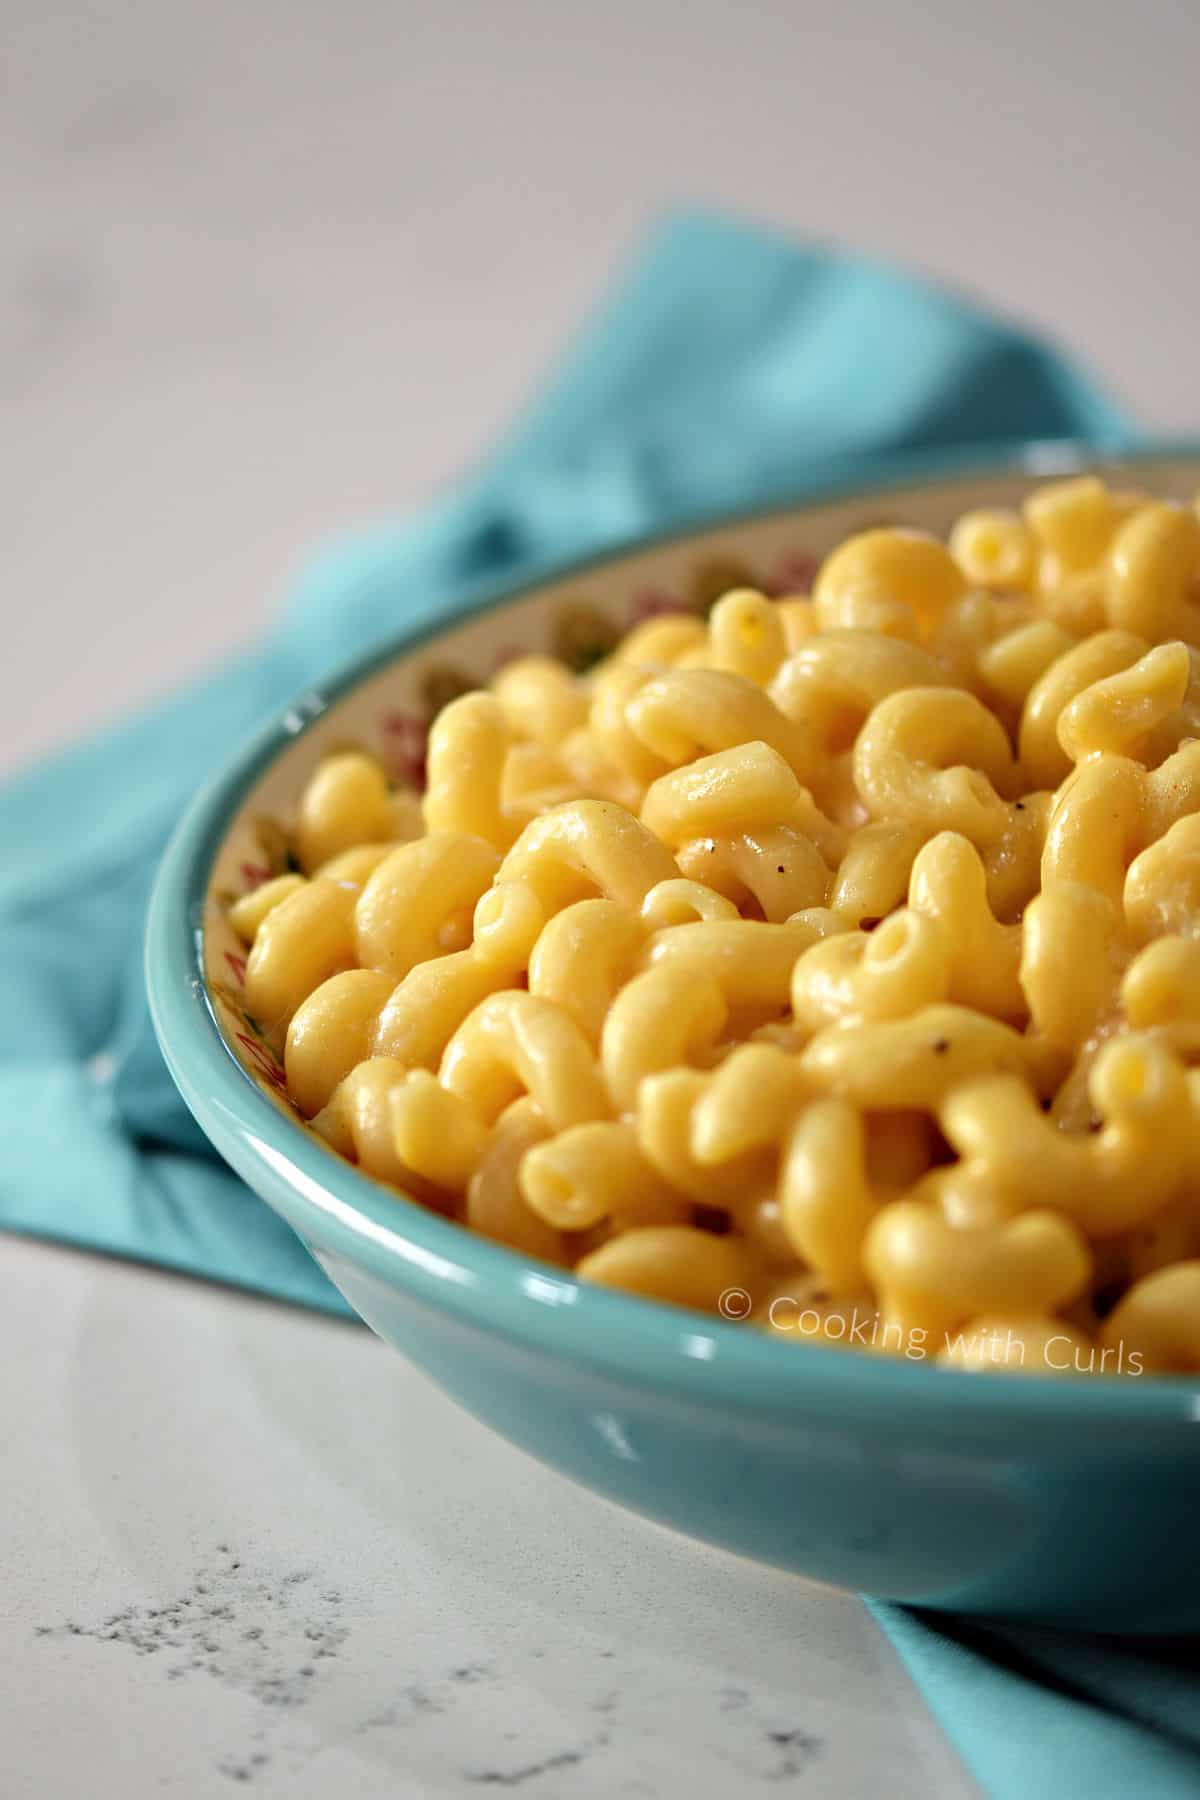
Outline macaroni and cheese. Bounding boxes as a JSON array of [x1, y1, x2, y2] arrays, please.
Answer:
[[228, 476, 1200, 1376]]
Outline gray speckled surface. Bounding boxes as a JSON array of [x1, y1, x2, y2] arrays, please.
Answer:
[[3, 1239, 977, 1797]]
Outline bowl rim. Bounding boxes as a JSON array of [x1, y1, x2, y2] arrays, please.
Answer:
[[147, 434, 1200, 1428]]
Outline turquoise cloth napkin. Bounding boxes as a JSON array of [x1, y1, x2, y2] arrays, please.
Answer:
[[1, 208, 1188, 1798]]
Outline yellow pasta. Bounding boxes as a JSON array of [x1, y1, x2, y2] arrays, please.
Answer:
[[780, 1097, 882, 1292], [907, 833, 1024, 1021], [372, 948, 510, 1068], [639, 877, 740, 930], [497, 799, 677, 915], [770, 629, 951, 756], [1099, 1263, 1200, 1373], [389, 1069, 491, 1192], [640, 916, 822, 1012], [228, 873, 307, 945], [1120, 935, 1200, 1047], [601, 966, 727, 1110], [708, 587, 788, 685], [527, 897, 645, 1041], [674, 826, 829, 920], [313, 1057, 442, 1196], [471, 880, 547, 974], [864, 1200, 1092, 1341], [1018, 629, 1147, 790], [491, 654, 590, 746], [939, 1035, 1191, 1235], [243, 876, 359, 1040], [949, 508, 1035, 591], [464, 1097, 566, 1264], [354, 833, 499, 977], [791, 910, 949, 1032], [813, 528, 966, 638], [853, 687, 1018, 848], [519, 1119, 687, 1233], [285, 968, 396, 1117], [318, 843, 401, 886], [1106, 503, 1200, 643], [1019, 882, 1124, 1052], [932, 590, 1029, 692], [977, 619, 1075, 714], [799, 1004, 1041, 1110], [689, 1043, 807, 1163], [440, 991, 611, 1131], [636, 1066, 774, 1206], [575, 1225, 760, 1314], [227, 473, 1200, 1373], [641, 742, 843, 863], [1025, 474, 1126, 571], [828, 820, 928, 925], [423, 693, 516, 847], [614, 612, 709, 667], [627, 668, 811, 777], [1056, 641, 1191, 766], [292, 750, 400, 873], [1123, 815, 1200, 945], [587, 657, 673, 789]]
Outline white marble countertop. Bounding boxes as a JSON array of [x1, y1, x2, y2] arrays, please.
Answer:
[[4, 2, 1199, 1792], [4, 1237, 975, 1797]]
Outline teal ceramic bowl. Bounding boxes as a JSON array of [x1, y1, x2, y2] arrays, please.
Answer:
[[148, 443, 1200, 1632]]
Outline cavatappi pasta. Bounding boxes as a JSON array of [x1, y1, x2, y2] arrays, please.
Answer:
[[228, 476, 1200, 1376]]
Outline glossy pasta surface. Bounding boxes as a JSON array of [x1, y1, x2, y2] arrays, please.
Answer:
[[229, 477, 1200, 1376]]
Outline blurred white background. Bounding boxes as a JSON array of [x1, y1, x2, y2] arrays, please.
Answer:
[[3, 0, 1198, 773]]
